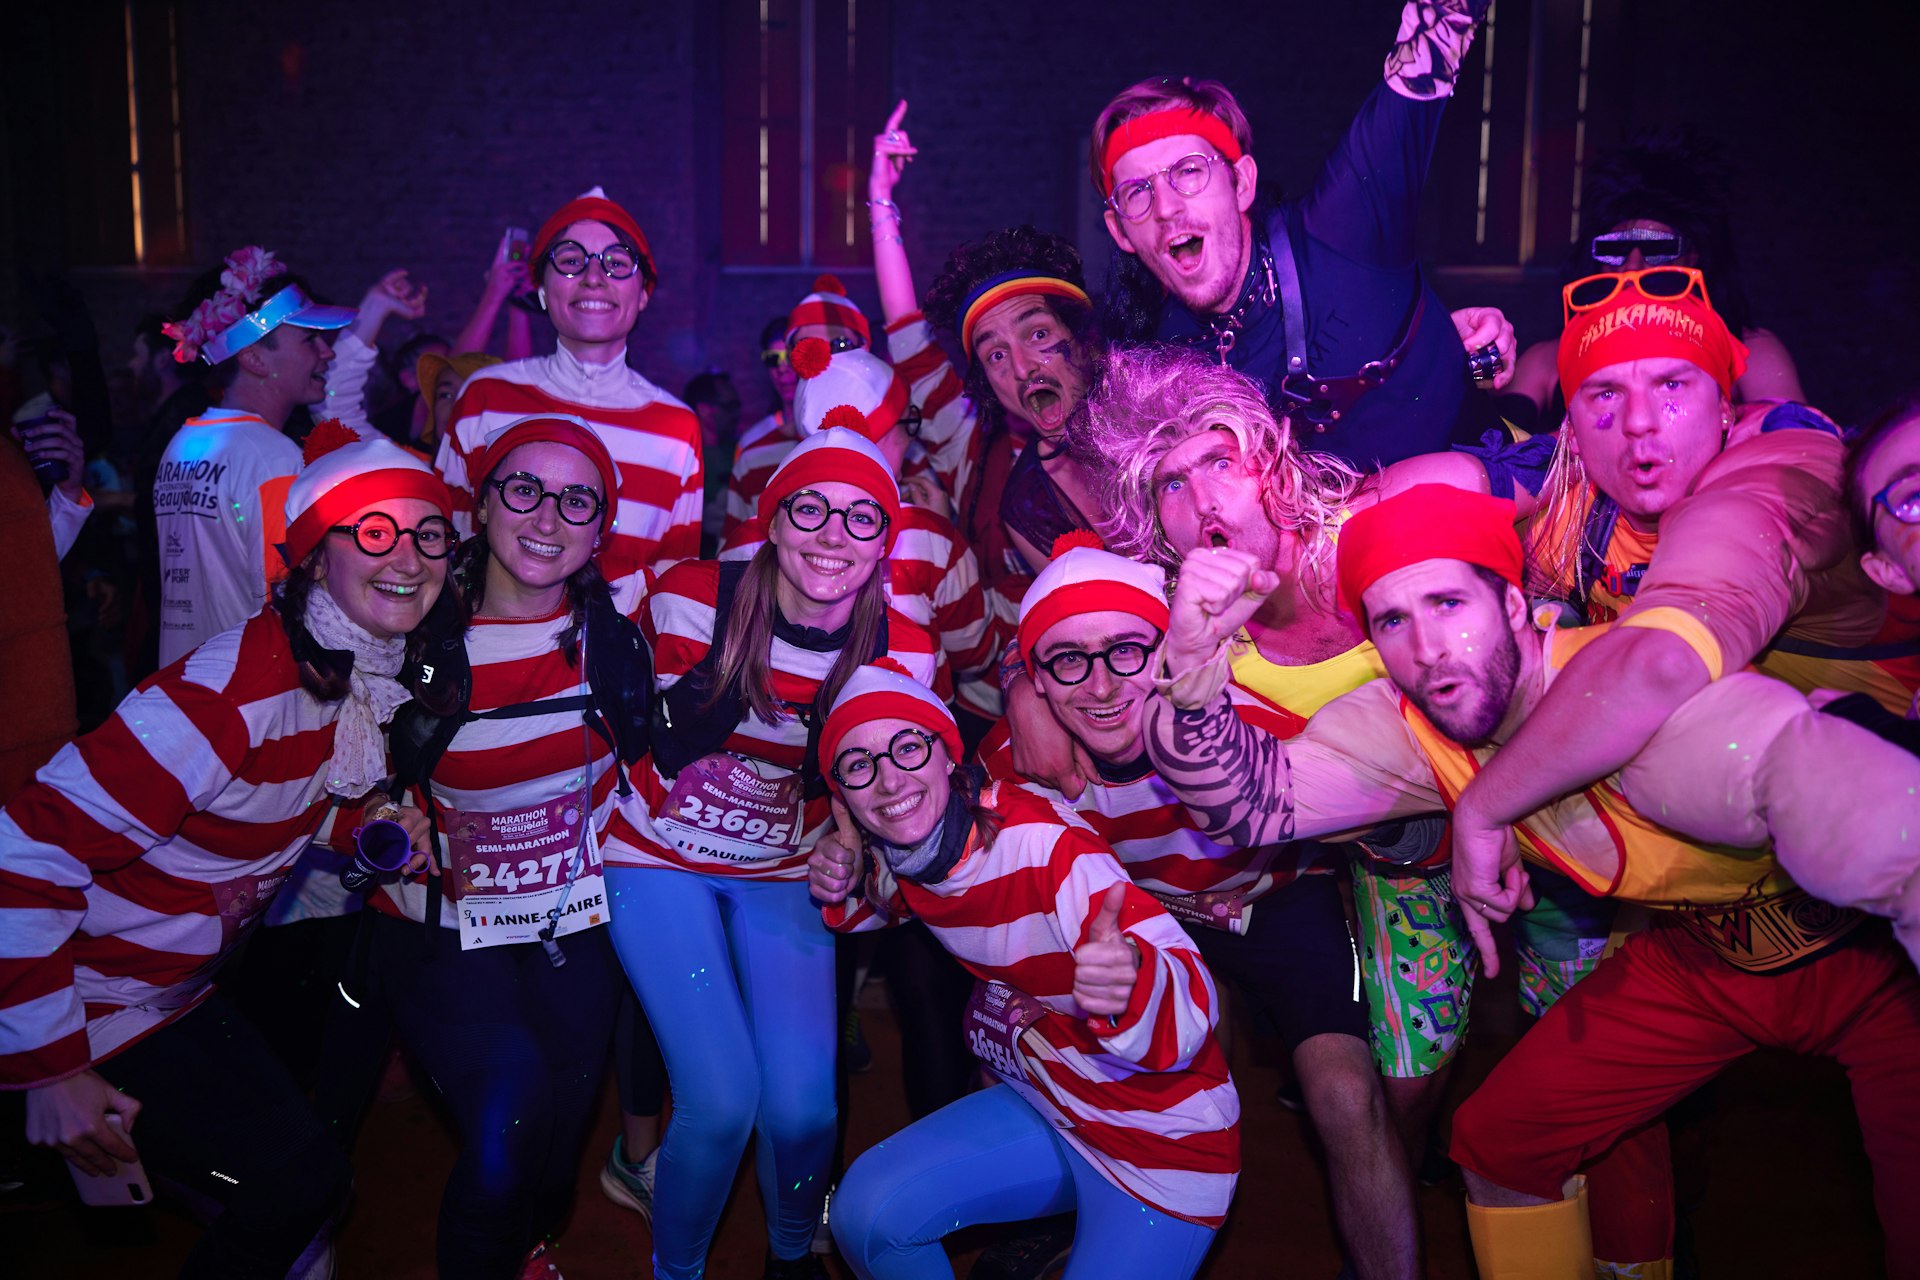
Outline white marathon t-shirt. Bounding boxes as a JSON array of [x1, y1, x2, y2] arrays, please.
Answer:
[[154, 409, 301, 668]]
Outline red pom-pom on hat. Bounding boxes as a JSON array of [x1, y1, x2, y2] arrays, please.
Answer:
[[813, 274, 847, 295], [1050, 530, 1105, 558], [302, 419, 360, 464], [820, 404, 869, 434], [790, 337, 833, 379]]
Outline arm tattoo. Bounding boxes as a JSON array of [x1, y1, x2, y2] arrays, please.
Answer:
[[1144, 691, 1296, 848]]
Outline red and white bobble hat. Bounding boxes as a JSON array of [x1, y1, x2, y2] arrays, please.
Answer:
[[1016, 531, 1170, 674], [820, 658, 960, 791], [472, 414, 621, 536], [785, 274, 871, 346], [789, 337, 911, 444], [759, 426, 903, 550], [283, 421, 453, 566]]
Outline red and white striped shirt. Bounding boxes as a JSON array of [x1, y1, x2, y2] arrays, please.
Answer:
[[885, 314, 979, 502], [979, 685, 1328, 902], [0, 611, 360, 1087], [606, 560, 939, 880], [721, 410, 801, 548], [373, 578, 644, 927], [825, 781, 1240, 1225], [717, 506, 1002, 714], [434, 347, 703, 583]]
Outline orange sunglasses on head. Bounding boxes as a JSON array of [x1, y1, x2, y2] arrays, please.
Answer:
[[1562, 266, 1712, 324]]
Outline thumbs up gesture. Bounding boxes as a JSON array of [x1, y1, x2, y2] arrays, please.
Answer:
[[1073, 882, 1143, 1021], [808, 796, 862, 905]]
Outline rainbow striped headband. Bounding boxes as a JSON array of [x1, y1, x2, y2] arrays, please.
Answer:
[[957, 272, 1092, 359]]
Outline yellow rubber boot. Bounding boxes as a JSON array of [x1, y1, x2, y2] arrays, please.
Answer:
[[1465, 1176, 1597, 1280]]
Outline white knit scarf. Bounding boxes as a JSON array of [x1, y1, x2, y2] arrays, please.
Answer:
[[304, 582, 410, 798]]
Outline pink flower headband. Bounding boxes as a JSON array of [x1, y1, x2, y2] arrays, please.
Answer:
[[163, 246, 288, 365]]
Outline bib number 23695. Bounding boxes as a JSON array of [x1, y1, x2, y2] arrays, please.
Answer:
[[655, 754, 804, 867]]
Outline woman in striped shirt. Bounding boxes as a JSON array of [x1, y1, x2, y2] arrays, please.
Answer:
[[368, 415, 644, 1279], [808, 663, 1239, 1279], [433, 188, 705, 584], [603, 428, 939, 1280], [2, 433, 454, 1276]]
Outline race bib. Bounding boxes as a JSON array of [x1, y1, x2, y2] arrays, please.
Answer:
[[1150, 887, 1252, 935], [210, 869, 293, 946], [963, 979, 1046, 1082], [654, 754, 805, 867], [445, 794, 608, 951]]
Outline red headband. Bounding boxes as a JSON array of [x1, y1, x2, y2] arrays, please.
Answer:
[[1558, 284, 1747, 405], [1336, 486, 1523, 636], [1098, 107, 1244, 196], [532, 195, 657, 293]]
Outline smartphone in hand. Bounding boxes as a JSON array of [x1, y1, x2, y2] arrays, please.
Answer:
[[65, 1114, 152, 1207]]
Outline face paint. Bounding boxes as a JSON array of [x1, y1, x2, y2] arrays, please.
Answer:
[[1595, 412, 1615, 432]]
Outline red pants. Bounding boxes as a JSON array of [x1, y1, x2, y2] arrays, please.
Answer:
[[1452, 923, 1920, 1275]]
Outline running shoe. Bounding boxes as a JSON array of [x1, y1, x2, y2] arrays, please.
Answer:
[[597, 1136, 658, 1224], [516, 1241, 564, 1280], [811, 1185, 837, 1254]]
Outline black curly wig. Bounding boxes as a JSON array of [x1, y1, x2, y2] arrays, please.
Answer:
[[1578, 128, 1754, 335], [924, 225, 1102, 433]]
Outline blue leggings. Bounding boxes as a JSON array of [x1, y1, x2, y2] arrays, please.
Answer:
[[831, 1085, 1218, 1280], [606, 866, 837, 1278]]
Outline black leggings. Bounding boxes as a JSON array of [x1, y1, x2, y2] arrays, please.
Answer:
[[363, 913, 621, 1280], [614, 985, 668, 1121], [102, 992, 351, 1280], [878, 919, 976, 1121]]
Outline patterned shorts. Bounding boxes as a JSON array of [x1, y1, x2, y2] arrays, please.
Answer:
[[1355, 860, 1617, 1078]]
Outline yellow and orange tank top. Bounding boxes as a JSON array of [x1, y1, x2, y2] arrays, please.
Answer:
[[1529, 481, 1920, 715], [1230, 638, 1386, 719], [1396, 625, 1863, 972]]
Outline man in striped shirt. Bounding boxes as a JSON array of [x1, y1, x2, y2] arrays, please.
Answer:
[[981, 535, 1416, 1280], [721, 279, 871, 549]]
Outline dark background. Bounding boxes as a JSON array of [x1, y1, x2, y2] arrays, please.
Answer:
[[2, 0, 1916, 424]]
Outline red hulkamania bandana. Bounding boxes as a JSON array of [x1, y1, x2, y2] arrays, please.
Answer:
[[1336, 485, 1522, 636], [1558, 282, 1747, 404], [1098, 106, 1244, 197]]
